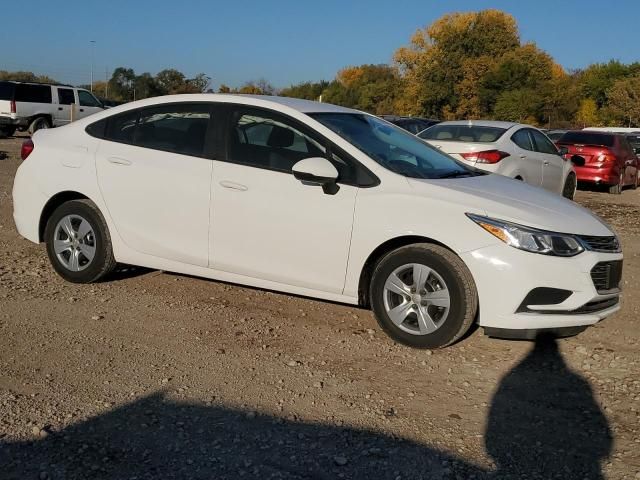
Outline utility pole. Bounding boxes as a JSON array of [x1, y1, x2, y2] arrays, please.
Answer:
[[105, 66, 109, 98], [90, 40, 96, 92]]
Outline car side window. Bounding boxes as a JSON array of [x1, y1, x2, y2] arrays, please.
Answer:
[[57, 88, 76, 105], [78, 90, 101, 107], [531, 130, 559, 155], [511, 129, 534, 151], [14, 84, 52, 103]]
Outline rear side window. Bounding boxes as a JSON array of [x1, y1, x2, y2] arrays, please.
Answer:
[[558, 132, 614, 147], [511, 129, 534, 151], [530, 130, 559, 155], [0, 82, 14, 100], [14, 84, 52, 103], [99, 103, 212, 157], [419, 125, 506, 142], [57, 88, 75, 105], [135, 104, 211, 157]]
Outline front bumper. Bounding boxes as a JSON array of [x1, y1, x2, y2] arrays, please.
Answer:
[[461, 244, 622, 331]]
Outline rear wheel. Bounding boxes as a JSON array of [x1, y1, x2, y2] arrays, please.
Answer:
[[609, 173, 623, 195], [44, 200, 116, 283], [370, 243, 478, 349], [29, 116, 51, 134], [562, 173, 577, 200]]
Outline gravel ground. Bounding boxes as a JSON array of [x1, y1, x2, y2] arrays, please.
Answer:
[[0, 133, 638, 479]]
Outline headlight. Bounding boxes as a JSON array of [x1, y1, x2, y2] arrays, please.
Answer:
[[467, 214, 584, 257]]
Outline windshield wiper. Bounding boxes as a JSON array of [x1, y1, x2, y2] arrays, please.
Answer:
[[437, 170, 474, 179]]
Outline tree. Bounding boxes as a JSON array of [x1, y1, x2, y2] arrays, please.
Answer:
[[280, 81, 329, 100], [493, 89, 540, 124], [394, 9, 520, 117], [155, 69, 186, 94], [134, 73, 163, 99], [108, 67, 136, 101], [575, 98, 600, 128], [606, 76, 640, 127]]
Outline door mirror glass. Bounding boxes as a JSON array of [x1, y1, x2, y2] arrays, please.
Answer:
[[292, 157, 339, 193], [570, 155, 586, 167], [557, 146, 569, 156]]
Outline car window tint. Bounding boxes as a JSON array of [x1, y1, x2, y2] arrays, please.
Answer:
[[230, 111, 324, 171], [134, 104, 211, 157], [511, 129, 534, 151], [0, 82, 14, 100], [105, 109, 139, 144], [557, 132, 614, 147], [78, 90, 101, 107], [57, 88, 75, 105], [530, 130, 559, 154], [14, 84, 52, 103]]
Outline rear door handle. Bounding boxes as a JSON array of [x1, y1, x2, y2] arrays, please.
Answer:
[[58, 107, 63, 111], [107, 156, 132, 166], [219, 181, 248, 191], [543, 161, 550, 165], [79, 108, 84, 112]]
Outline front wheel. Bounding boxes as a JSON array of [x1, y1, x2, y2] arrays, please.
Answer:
[[369, 244, 478, 349], [562, 173, 577, 200], [44, 200, 116, 283]]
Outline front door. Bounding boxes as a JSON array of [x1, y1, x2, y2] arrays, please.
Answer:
[[531, 129, 565, 193], [95, 102, 214, 266], [210, 107, 357, 294], [77, 90, 104, 119], [510, 128, 543, 186]]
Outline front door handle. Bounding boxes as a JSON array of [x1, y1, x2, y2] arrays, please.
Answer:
[[543, 161, 550, 165], [79, 108, 84, 112], [107, 156, 132, 166], [58, 107, 63, 111], [519, 154, 527, 159], [220, 181, 248, 191]]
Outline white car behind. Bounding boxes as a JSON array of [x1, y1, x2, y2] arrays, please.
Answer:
[[418, 120, 578, 199]]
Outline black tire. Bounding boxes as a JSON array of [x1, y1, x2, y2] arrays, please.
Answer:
[[0, 126, 16, 137], [44, 199, 116, 283], [562, 173, 577, 200], [29, 116, 51, 134], [369, 243, 478, 349], [608, 172, 623, 194]]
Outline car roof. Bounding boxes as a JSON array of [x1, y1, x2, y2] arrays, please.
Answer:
[[216, 94, 357, 114], [432, 120, 521, 129]]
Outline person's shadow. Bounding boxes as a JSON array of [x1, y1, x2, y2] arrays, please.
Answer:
[[485, 336, 612, 479]]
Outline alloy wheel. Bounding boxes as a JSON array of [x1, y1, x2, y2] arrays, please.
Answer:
[[53, 214, 97, 272]]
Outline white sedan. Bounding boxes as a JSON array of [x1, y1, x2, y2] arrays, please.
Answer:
[[13, 95, 622, 348], [418, 120, 578, 199]]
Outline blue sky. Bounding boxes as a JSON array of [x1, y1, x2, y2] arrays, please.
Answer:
[[2, 0, 639, 89]]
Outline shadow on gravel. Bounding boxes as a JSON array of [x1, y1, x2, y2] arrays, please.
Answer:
[[0, 338, 611, 479], [101, 264, 154, 282], [486, 336, 612, 479]]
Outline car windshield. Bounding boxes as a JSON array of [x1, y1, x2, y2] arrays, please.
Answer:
[[418, 124, 507, 143], [310, 113, 476, 179], [558, 132, 614, 147]]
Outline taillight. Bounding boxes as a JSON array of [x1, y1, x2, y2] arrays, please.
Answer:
[[10, 100, 16, 114], [597, 154, 615, 163], [461, 150, 510, 164], [20, 139, 34, 160]]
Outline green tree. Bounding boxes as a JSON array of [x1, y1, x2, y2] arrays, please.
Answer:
[[108, 67, 136, 101], [280, 80, 329, 100], [134, 73, 164, 99], [155, 68, 186, 94], [575, 98, 600, 128], [605, 76, 640, 127]]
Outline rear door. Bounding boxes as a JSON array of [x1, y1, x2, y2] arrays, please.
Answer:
[[13, 83, 53, 121], [530, 129, 565, 193], [54, 87, 76, 126], [509, 128, 544, 186], [77, 89, 104, 119]]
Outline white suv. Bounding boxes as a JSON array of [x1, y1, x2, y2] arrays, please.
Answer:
[[0, 81, 104, 136]]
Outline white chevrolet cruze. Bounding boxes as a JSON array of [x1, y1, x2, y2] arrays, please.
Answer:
[[12, 95, 623, 348]]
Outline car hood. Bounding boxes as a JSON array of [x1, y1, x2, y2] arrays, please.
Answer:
[[407, 174, 614, 236]]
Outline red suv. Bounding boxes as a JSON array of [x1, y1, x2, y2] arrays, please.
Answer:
[[556, 131, 639, 194]]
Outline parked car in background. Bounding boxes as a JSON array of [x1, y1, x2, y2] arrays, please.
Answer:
[[418, 120, 578, 199], [98, 98, 125, 109], [12, 95, 623, 348], [381, 115, 439, 134], [545, 129, 568, 142], [0, 81, 104, 135], [584, 127, 640, 134], [626, 133, 640, 156], [555, 131, 639, 194]]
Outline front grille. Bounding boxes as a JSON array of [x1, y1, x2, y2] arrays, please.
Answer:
[[590, 261, 623, 293], [578, 235, 621, 253]]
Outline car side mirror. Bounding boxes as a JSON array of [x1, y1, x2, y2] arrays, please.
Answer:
[[292, 157, 339, 194], [570, 155, 586, 167], [557, 146, 569, 156], [634, 147, 640, 155]]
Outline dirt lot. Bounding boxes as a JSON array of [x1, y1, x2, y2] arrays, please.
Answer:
[[0, 133, 638, 480]]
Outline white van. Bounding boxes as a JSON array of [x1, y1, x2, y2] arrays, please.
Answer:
[[0, 81, 104, 136]]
